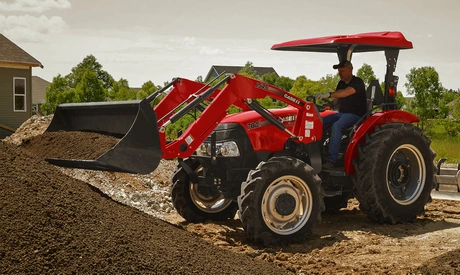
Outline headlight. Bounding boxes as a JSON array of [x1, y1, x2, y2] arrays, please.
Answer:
[[196, 141, 240, 157]]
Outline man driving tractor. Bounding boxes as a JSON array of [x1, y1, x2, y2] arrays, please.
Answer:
[[315, 60, 367, 169]]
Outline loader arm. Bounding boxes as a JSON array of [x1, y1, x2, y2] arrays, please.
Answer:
[[156, 74, 323, 160]]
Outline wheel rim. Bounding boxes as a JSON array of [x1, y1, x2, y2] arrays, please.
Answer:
[[261, 175, 313, 235], [189, 167, 233, 213], [386, 144, 426, 205]]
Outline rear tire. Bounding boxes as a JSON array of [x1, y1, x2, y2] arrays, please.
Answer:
[[237, 157, 324, 245], [353, 123, 435, 223], [170, 158, 238, 223]]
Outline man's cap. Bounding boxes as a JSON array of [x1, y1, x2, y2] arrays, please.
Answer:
[[333, 60, 353, 70]]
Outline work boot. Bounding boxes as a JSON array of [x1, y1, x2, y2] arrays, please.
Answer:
[[323, 161, 336, 169]]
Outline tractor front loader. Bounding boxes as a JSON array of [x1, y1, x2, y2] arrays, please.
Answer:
[[45, 31, 460, 246]]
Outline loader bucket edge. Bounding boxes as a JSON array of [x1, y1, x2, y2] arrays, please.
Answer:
[[47, 100, 142, 136], [46, 99, 163, 174]]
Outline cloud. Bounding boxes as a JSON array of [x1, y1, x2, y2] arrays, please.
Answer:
[[0, 14, 68, 42], [0, 0, 71, 13], [200, 47, 224, 55]]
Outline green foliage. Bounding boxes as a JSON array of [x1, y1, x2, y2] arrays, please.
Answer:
[[275, 76, 295, 92], [437, 89, 458, 118], [356, 63, 377, 87], [442, 119, 460, 138], [108, 78, 137, 101], [75, 70, 107, 102], [395, 91, 407, 110], [404, 66, 443, 130], [67, 55, 114, 89], [290, 76, 322, 100], [238, 61, 259, 79], [318, 74, 340, 92], [261, 72, 278, 85], [42, 55, 114, 114], [41, 74, 70, 114], [164, 110, 199, 139], [427, 120, 460, 163]]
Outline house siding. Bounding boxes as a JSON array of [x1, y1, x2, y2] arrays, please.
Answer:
[[0, 67, 32, 138]]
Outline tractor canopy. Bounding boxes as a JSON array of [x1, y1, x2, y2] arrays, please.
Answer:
[[271, 31, 413, 53]]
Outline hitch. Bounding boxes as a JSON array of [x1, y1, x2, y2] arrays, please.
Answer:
[[431, 158, 460, 201]]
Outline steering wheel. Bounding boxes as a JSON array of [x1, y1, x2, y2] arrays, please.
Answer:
[[306, 95, 333, 112]]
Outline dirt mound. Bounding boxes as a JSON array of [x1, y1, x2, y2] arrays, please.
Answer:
[[2, 115, 460, 274], [21, 131, 118, 159], [0, 141, 290, 274]]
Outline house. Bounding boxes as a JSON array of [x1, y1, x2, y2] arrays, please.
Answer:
[[31, 76, 50, 115], [204, 65, 278, 83], [0, 34, 43, 138]]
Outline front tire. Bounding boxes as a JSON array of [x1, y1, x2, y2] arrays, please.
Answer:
[[170, 158, 238, 223], [237, 157, 324, 245], [353, 123, 435, 223]]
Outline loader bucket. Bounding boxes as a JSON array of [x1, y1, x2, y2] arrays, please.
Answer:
[[45, 99, 162, 174]]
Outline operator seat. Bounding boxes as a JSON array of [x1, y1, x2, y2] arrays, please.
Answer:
[[366, 79, 384, 114], [341, 80, 384, 137]]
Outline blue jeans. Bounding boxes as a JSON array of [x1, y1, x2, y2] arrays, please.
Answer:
[[322, 112, 361, 163]]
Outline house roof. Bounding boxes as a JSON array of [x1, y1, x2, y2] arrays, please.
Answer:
[[0, 34, 43, 68], [204, 65, 278, 82], [32, 76, 50, 104]]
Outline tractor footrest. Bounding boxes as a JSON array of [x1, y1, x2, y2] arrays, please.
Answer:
[[324, 167, 347, 177]]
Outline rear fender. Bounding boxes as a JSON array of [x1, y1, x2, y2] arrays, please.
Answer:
[[343, 110, 420, 174]]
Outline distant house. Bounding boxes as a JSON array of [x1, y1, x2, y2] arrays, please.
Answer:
[[31, 76, 50, 115], [204, 65, 279, 83], [0, 34, 43, 138]]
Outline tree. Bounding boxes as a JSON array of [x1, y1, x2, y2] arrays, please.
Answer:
[[395, 91, 407, 110], [437, 89, 459, 118], [404, 66, 443, 130], [261, 72, 278, 86], [139, 81, 161, 104], [195, 75, 203, 83], [108, 78, 137, 101], [275, 76, 295, 92], [41, 74, 70, 115], [318, 74, 340, 92], [42, 55, 116, 114], [74, 70, 107, 102], [238, 61, 258, 79], [290, 76, 321, 100], [356, 63, 377, 87], [67, 55, 114, 89]]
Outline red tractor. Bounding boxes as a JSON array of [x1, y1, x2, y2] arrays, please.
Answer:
[[47, 31, 442, 245]]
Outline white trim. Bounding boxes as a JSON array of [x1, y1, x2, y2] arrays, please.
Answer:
[[13, 77, 27, 112]]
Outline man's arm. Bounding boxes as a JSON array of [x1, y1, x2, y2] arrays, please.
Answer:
[[330, 86, 356, 98]]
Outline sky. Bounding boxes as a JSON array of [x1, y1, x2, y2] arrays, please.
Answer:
[[1, 0, 459, 94]]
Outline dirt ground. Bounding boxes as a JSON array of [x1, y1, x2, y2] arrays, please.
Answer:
[[2, 115, 460, 274]]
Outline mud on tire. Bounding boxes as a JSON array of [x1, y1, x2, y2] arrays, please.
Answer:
[[237, 156, 324, 246], [353, 123, 436, 224], [170, 158, 238, 223]]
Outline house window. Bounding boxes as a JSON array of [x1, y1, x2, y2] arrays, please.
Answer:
[[13, 77, 26, 112]]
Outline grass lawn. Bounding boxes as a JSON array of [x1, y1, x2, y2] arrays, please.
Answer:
[[425, 121, 460, 164]]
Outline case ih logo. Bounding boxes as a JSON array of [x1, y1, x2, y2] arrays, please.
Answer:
[[284, 94, 301, 105], [255, 82, 269, 90], [280, 115, 296, 123]]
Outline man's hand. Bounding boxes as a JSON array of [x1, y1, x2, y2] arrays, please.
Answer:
[[315, 92, 330, 100]]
